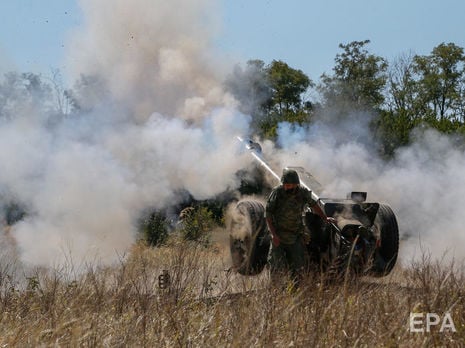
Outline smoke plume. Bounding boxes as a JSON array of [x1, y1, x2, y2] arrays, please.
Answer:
[[66, 0, 227, 122], [0, 0, 251, 268]]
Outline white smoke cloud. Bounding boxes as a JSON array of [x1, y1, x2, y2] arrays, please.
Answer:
[[2, 107, 251, 267], [66, 0, 226, 122], [0, 0, 251, 268]]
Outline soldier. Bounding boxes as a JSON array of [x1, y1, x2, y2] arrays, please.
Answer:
[[265, 168, 326, 287]]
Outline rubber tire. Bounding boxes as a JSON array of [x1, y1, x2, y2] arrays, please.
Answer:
[[372, 204, 399, 276], [228, 200, 270, 275]]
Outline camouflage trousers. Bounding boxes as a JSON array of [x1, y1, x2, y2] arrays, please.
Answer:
[[269, 237, 306, 286]]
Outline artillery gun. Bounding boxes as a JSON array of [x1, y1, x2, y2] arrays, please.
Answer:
[[229, 138, 399, 278]]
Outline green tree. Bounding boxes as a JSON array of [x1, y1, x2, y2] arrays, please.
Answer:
[[376, 53, 420, 156], [178, 206, 215, 246], [375, 109, 413, 157], [319, 40, 388, 111], [375, 43, 465, 156], [138, 211, 169, 247], [413, 42, 465, 122], [267, 60, 312, 115], [385, 53, 419, 120], [225, 59, 313, 139], [263, 60, 313, 138]]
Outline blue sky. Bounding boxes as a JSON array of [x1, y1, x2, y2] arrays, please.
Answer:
[[0, 0, 81, 75], [1, 0, 464, 82], [221, 0, 465, 80]]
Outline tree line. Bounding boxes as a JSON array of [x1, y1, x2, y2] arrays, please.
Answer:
[[2, 40, 464, 158], [226, 40, 465, 157]]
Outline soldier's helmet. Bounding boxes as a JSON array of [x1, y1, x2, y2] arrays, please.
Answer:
[[281, 169, 300, 184]]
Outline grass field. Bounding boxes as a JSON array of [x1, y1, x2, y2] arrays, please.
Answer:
[[0, 233, 463, 347]]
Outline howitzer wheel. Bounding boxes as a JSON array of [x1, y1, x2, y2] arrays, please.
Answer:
[[228, 200, 270, 275], [372, 204, 399, 276]]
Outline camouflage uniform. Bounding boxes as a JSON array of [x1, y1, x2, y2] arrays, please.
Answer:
[[265, 181, 317, 282]]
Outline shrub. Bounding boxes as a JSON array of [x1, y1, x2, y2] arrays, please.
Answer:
[[138, 211, 169, 247], [177, 206, 215, 246]]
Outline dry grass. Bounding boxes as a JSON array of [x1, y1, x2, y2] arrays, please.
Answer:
[[0, 236, 463, 347]]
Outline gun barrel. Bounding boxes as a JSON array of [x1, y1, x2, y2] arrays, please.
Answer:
[[237, 137, 320, 202], [237, 136, 281, 182]]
